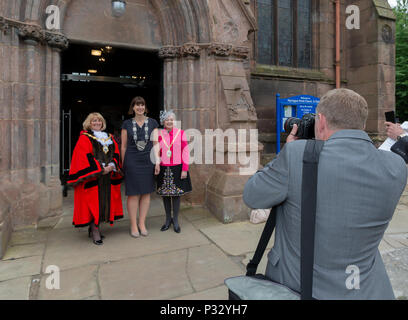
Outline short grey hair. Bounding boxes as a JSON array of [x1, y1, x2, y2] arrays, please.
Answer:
[[316, 88, 368, 130], [160, 110, 176, 125]]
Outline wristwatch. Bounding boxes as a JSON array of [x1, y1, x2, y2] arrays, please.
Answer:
[[397, 132, 408, 140]]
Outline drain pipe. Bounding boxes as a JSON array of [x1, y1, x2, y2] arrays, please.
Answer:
[[335, 0, 341, 88]]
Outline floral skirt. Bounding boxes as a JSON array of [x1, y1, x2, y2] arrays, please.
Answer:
[[156, 165, 192, 196]]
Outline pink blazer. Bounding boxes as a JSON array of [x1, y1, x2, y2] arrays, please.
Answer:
[[158, 128, 189, 171]]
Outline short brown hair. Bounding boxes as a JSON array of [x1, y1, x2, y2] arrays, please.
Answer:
[[83, 112, 107, 131], [316, 88, 368, 130], [128, 96, 148, 115]]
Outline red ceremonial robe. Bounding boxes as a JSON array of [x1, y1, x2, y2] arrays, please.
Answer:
[[67, 131, 124, 227]]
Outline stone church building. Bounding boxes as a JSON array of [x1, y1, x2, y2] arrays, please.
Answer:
[[0, 0, 396, 257]]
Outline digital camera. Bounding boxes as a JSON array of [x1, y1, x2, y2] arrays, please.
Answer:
[[284, 113, 316, 139]]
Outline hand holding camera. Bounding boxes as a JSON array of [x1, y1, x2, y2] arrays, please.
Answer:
[[286, 124, 299, 143]]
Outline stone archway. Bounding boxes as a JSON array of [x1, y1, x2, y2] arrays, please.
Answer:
[[0, 1, 260, 257]]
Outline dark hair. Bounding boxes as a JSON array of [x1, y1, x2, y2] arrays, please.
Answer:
[[128, 96, 148, 115]]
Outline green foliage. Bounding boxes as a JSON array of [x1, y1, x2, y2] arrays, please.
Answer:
[[395, 0, 408, 121]]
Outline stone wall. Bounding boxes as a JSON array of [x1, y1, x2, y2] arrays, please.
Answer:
[[249, 0, 396, 154], [248, 0, 337, 153], [63, 0, 162, 48], [345, 0, 396, 137]]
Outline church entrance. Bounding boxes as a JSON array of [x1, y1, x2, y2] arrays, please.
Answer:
[[60, 42, 163, 184]]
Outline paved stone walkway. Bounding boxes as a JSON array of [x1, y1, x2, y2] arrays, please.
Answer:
[[1, 188, 408, 300]]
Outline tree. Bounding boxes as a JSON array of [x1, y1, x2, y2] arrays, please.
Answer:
[[395, 0, 408, 121]]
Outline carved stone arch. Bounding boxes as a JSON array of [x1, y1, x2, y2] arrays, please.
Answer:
[[149, 0, 174, 45], [15, 0, 213, 47], [149, 0, 212, 45]]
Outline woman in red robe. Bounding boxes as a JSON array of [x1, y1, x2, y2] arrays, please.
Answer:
[[67, 112, 123, 245]]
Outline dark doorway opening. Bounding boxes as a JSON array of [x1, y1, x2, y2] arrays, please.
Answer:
[[60, 43, 163, 184]]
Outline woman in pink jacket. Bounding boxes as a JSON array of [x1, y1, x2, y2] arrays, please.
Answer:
[[156, 110, 192, 233]]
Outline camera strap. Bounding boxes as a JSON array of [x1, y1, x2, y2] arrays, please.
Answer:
[[246, 139, 324, 300], [300, 139, 324, 299]]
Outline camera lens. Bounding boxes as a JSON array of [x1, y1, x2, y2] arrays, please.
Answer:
[[284, 117, 301, 133]]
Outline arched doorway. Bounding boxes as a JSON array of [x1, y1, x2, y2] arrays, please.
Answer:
[[60, 43, 163, 181], [59, 0, 165, 182]]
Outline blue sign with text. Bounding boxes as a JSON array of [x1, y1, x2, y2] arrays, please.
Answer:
[[276, 94, 320, 154]]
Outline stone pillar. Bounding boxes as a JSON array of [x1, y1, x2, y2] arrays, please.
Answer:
[[345, 0, 396, 142], [206, 45, 263, 223], [0, 15, 68, 257], [159, 42, 261, 217]]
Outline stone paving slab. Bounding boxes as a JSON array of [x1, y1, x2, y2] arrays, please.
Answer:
[[2, 243, 45, 261], [174, 285, 227, 300], [379, 239, 395, 255], [82, 296, 100, 300], [182, 207, 216, 222], [200, 221, 274, 256], [99, 249, 193, 300], [42, 215, 209, 272], [387, 234, 408, 247], [384, 235, 407, 249], [190, 216, 222, 230], [54, 215, 74, 230], [0, 277, 32, 300], [187, 244, 244, 292], [37, 216, 62, 229], [0, 256, 42, 282], [9, 229, 48, 246], [37, 265, 99, 300], [383, 248, 408, 299], [386, 207, 408, 234]]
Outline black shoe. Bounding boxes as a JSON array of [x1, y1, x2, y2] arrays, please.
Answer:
[[173, 223, 181, 233], [161, 218, 173, 231], [93, 239, 103, 245], [88, 226, 104, 245]]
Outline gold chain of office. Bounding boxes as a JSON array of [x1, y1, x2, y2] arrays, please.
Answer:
[[82, 132, 113, 154]]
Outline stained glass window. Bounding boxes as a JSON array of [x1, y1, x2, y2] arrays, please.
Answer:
[[257, 0, 312, 69], [257, 0, 274, 65], [278, 0, 293, 67], [297, 0, 312, 68]]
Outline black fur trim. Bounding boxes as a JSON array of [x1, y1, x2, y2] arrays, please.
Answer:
[[84, 180, 98, 189], [67, 153, 102, 185]]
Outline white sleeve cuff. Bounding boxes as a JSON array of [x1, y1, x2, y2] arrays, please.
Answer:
[[108, 162, 117, 172]]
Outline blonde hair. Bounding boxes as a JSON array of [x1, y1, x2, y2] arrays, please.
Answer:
[[82, 112, 107, 131], [316, 88, 368, 130]]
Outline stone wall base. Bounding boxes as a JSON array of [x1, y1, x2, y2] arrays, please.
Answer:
[[0, 180, 62, 259], [206, 170, 252, 223], [0, 193, 12, 259]]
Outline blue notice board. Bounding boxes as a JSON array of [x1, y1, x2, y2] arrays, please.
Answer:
[[276, 94, 320, 154]]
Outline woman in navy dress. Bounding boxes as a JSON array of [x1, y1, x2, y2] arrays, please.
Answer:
[[121, 97, 160, 237]]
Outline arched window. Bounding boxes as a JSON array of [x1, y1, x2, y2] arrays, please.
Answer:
[[257, 0, 312, 69]]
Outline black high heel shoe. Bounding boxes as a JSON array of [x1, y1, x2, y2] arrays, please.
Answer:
[[88, 226, 103, 245], [173, 222, 181, 234], [160, 218, 173, 231]]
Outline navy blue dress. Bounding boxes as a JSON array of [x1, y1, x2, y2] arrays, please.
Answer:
[[121, 118, 159, 195]]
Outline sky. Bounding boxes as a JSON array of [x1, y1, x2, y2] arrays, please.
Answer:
[[388, 0, 398, 8]]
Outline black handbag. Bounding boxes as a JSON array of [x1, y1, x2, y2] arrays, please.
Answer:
[[225, 139, 324, 300], [390, 136, 408, 164]]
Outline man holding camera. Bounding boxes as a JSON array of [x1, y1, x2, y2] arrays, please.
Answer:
[[243, 88, 407, 299]]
